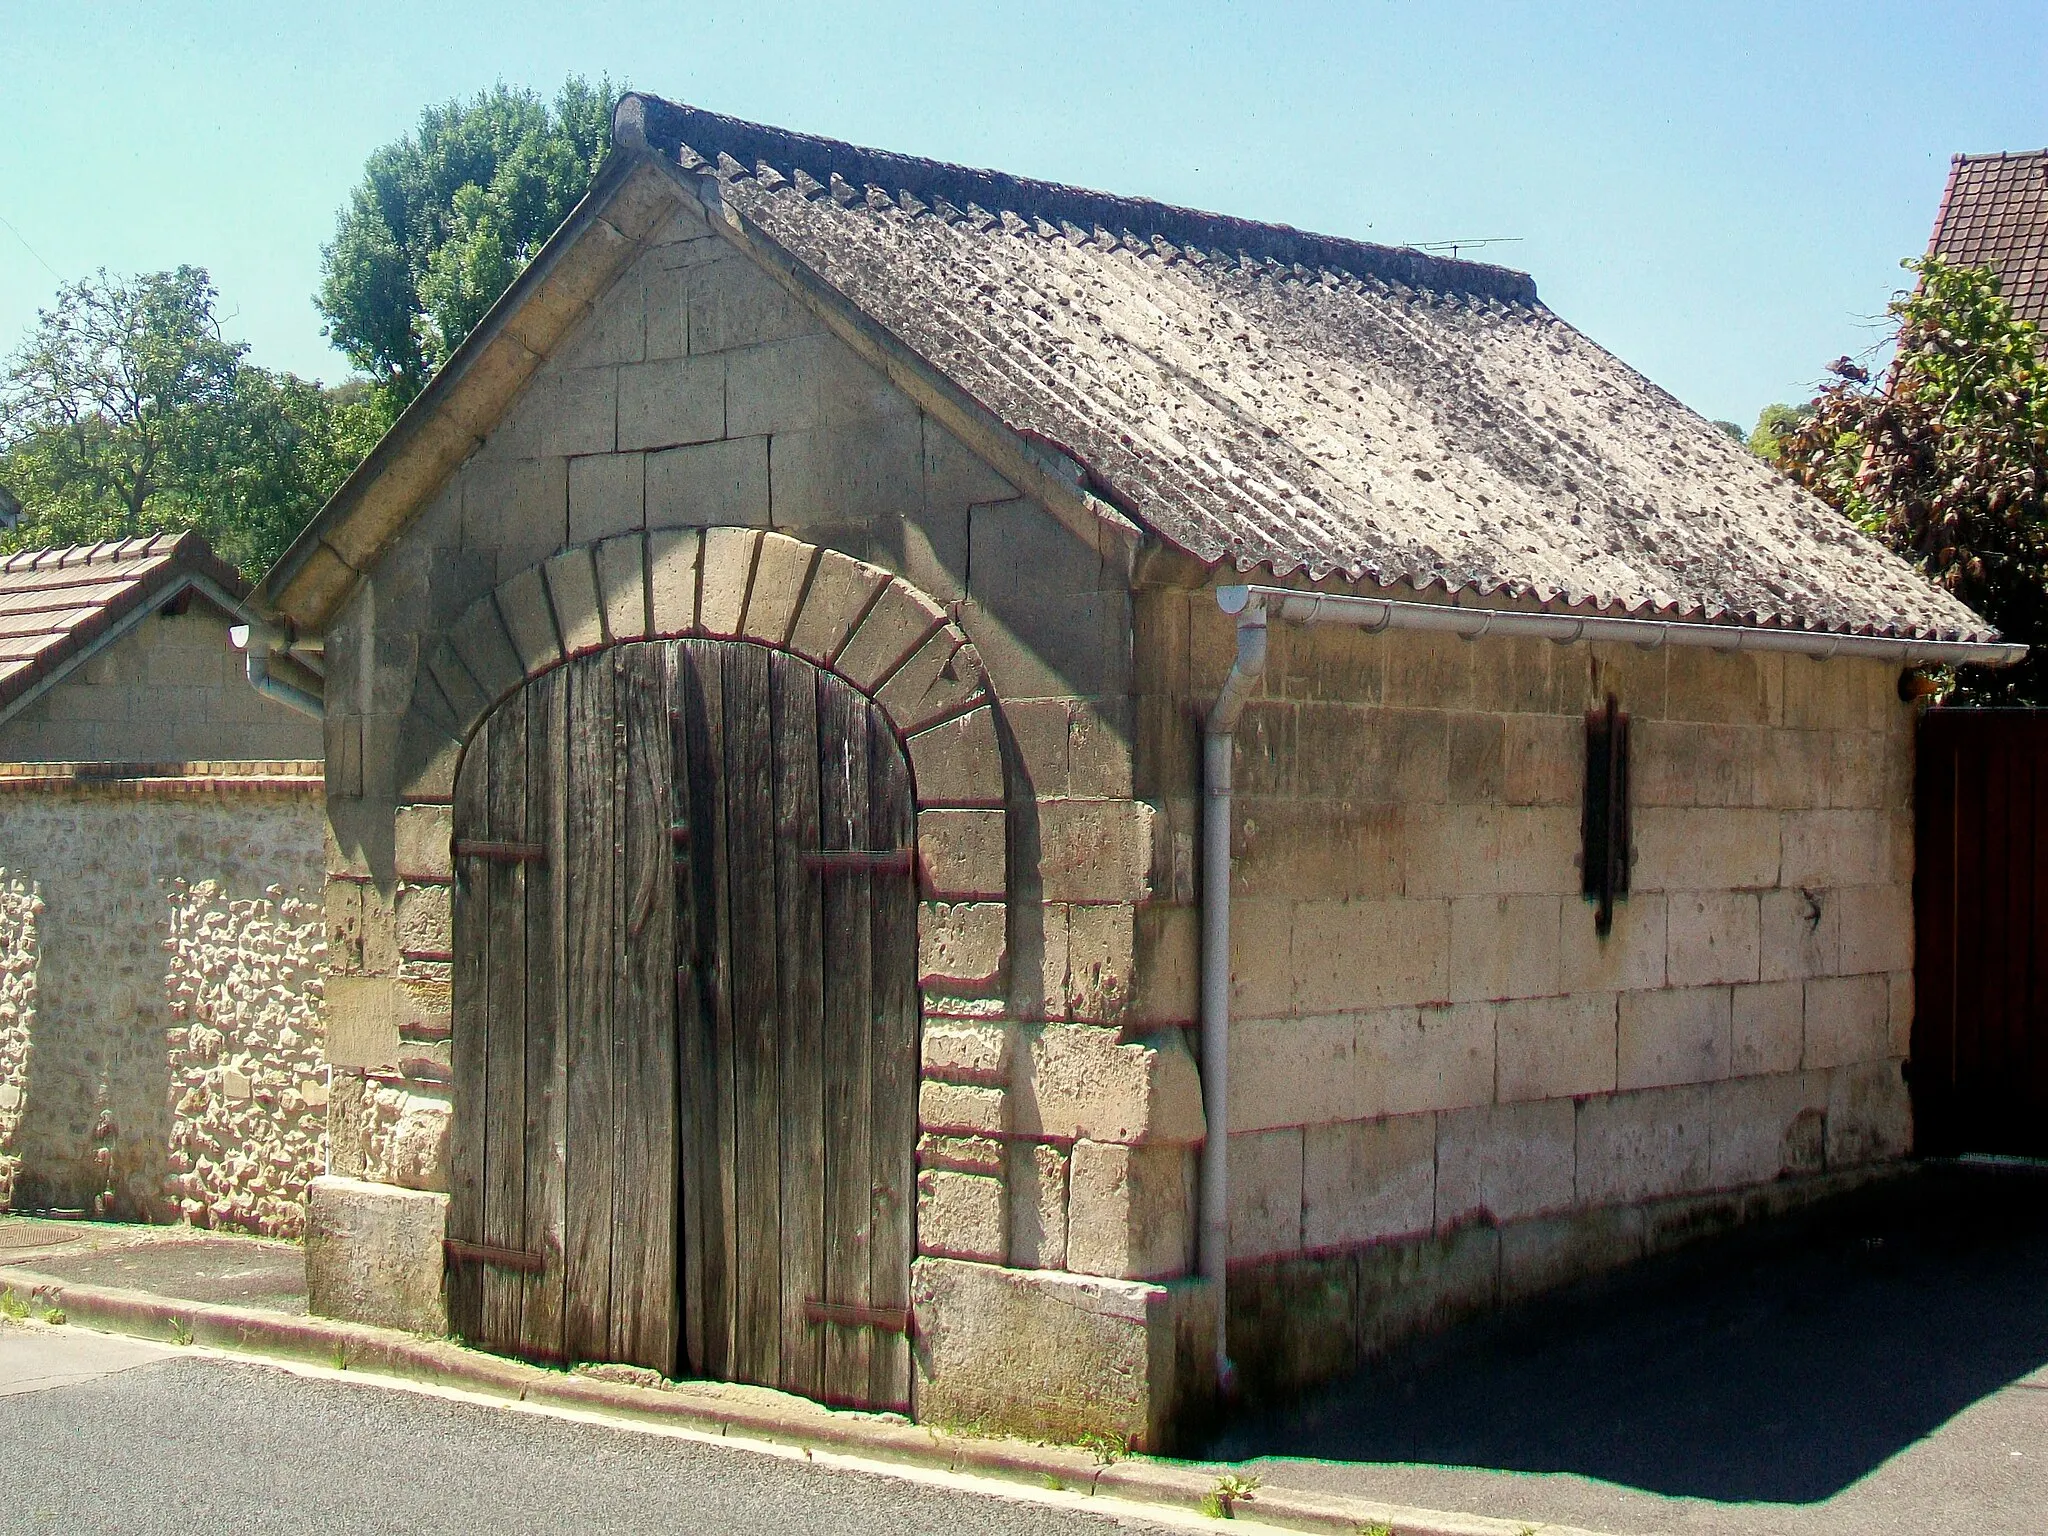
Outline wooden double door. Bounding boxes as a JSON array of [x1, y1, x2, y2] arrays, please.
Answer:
[[448, 639, 917, 1409]]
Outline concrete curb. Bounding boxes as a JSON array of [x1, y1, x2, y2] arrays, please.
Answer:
[[0, 1264, 1613, 1536]]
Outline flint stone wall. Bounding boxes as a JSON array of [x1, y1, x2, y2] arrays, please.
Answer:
[[0, 771, 328, 1236]]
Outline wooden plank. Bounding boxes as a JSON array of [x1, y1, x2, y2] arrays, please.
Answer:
[[2002, 744, 2033, 1134], [481, 689, 530, 1350], [610, 644, 681, 1374], [2031, 745, 2048, 1154], [770, 650, 825, 1399], [447, 717, 491, 1343], [724, 642, 782, 1388], [1911, 719, 1958, 1150], [865, 697, 919, 1412], [817, 671, 875, 1404], [671, 643, 706, 1379], [563, 654, 617, 1363], [679, 639, 735, 1380], [521, 667, 569, 1363]]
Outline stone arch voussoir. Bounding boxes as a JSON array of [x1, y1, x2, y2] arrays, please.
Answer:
[[413, 525, 1012, 1013]]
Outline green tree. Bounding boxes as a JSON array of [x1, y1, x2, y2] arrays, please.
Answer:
[[0, 267, 378, 577], [1775, 256, 2048, 703], [0, 267, 243, 535], [317, 77, 617, 407], [1748, 401, 1812, 459]]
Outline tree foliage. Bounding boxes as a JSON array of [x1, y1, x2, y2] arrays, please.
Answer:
[[316, 77, 616, 407], [1747, 401, 1811, 460], [1775, 256, 2048, 704], [0, 267, 380, 578]]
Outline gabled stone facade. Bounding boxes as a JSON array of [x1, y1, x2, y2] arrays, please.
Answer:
[[310, 197, 1212, 1446], [273, 102, 1957, 1450]]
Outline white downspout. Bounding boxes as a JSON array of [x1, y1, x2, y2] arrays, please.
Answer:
[[1201, 592, 1267, 1394], [231, 622, 324, 720]]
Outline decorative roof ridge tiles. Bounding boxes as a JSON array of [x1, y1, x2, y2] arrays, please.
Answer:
[[622, 93, 1540, 307]]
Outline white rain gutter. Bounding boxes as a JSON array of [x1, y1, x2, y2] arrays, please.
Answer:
[[230, 621, 325, 720], [1198, 583, 2023, 1386]]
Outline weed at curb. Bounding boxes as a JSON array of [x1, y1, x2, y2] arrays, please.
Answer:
[[1356, 1524, 1395, 1536], [1040, 1473, 1066, 1492], [1200, 1473, 1261, 1519], [1077, 1429, 1128, 1465], [36, 1306, 63, 1326], [0, 1289, 27, 1321], [168, 1318, 194, 1347], [329, 1342, 349, 1371]]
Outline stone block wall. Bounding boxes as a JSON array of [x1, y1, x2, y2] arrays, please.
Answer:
[[315, 190, 1208, 1433], [0, 604, 323, 763], [0, 768, 328, 1235], [1139, 586, 1914, 1309]]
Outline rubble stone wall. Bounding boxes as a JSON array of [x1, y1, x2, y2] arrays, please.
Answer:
[[0, 773, 327, 1235], [0, 873, 39, 1206]]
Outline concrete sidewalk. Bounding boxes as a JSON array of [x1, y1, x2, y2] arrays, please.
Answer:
[[0, 1214, 305, 1312], [1212, 1160, 2048, 1536], [18, 1166, 2039, 1536], [0, 1216, 1587, 1536]]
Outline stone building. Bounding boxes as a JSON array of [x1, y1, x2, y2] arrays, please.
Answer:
[[0, 533, 327, 1236], [255, 96, 2012, 1447]]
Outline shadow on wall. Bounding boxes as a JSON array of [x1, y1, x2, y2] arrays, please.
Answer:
[[1210, 1163, 2048, 1504]]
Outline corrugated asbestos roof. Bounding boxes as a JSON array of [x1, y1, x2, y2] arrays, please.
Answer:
[[0, 532, 247, 715], [1927, 151, 2048, 327], [631, 94, 1991, 642]]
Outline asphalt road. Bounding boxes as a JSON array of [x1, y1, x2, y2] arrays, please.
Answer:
[[1213, 1161, 2048, 1536], [0, 1327, 1184, 1536]]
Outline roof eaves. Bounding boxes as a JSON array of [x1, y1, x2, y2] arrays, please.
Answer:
[[0, 535, 256, 723]]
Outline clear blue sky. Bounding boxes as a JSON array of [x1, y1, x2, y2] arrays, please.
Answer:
[[3, 1, 2043, 428]]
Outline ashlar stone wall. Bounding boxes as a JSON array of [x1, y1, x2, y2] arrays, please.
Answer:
[[0, 773, 328, 1235], [0, 602, 323, 764], [1140, 585, 1913, 1319], [318, 188, 1206, 1387]]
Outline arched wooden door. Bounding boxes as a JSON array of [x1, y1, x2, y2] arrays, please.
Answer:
[[447, 639, 917, 1410]]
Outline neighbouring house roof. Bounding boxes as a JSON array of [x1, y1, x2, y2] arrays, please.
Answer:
[[1928, 151, 2048, 327], [0, 532, 250, 722], [257, 94, 1996, 645]]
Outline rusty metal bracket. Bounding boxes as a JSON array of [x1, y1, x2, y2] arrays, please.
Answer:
[[801, 848, 913, 875], [454, 839, 548, 865], [804, 1298, 912, 1335], [444, 1238, 545, 1274]]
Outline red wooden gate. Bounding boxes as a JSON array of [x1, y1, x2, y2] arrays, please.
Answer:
[[1913, 708, 2048, 1156]]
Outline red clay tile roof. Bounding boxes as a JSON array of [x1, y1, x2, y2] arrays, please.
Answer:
[[0, 532, 248, 717], [1927, 151, 2048, 326]]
